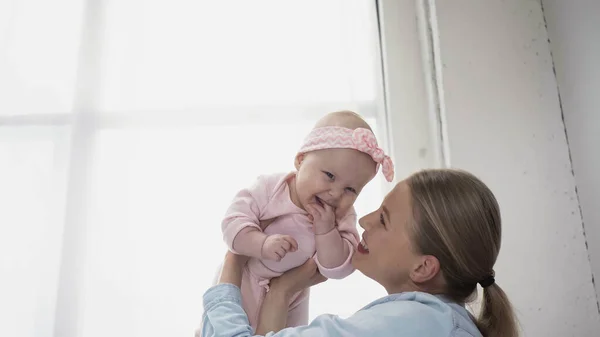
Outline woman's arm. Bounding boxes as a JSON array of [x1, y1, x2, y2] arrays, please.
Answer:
[[255, 287, 289, 335], [204, 249, 453, 337], [203, 253, 325, 337], [202, 283, 451, 337], [217, 251, 248, 287], [255, 259, 326, 335]]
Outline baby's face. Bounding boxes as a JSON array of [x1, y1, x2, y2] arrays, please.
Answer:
[[294, 148, 377, 219]]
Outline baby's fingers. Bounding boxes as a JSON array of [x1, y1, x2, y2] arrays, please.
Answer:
[[281, 235, 299, 252], [276, 247, 287, 260], [322, 202, 335, 215], [307, 203, 326, 218], [305, 204, 318, 217]]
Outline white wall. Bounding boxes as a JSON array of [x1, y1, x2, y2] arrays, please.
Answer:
[[377, 0, 438, 183], [542, 0, 600, 306], [428, 0, 600, 335]]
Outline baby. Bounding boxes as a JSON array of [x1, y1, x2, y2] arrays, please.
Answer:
[[214, 111, 393, 331]]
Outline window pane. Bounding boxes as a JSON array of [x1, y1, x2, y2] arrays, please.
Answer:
[[0, 127, 70, 337], [83, 119, 384, 336], [0, 0, 83, 115], [98, 0, 381, 112]]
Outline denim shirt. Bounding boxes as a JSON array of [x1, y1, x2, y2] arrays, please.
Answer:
[[201, 283, 482, 337]]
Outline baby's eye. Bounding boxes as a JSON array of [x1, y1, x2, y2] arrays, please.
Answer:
[[323, 171, 334, 180], [345, 187, 357, 194], [380, 213, 385, 225]]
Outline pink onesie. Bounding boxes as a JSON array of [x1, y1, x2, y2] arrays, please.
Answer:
[[221, 171, 360, 330]]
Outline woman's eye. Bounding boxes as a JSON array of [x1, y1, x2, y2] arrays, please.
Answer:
[[380, 213, 385, 225], [324, 171, 334, 180]]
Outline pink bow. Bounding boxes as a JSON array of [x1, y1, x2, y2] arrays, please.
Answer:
[[298, 126, 395, 182], [352, 128, 395, 182], [258, 279, 271, 292]]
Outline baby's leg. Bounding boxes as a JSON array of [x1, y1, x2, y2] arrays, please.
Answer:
[[240, 267, 266, 331], [285, 288, 310, 327]]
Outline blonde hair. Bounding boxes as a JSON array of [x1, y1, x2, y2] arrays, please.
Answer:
[[314, 110, 373, 131], [406, 169, 518, 337]]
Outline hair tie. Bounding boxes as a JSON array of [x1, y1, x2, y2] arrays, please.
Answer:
[[478, 271, 495, 288]]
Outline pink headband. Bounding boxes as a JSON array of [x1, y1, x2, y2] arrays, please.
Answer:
[[298, 126, 395, 182]]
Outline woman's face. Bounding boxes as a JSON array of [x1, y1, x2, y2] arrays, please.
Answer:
[[351, 181, 423, 294]]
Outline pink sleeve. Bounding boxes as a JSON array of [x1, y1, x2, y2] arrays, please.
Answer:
[[221, 176, 271, 256], [314, 210, 360, 279]]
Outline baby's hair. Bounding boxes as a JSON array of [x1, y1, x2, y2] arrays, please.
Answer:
[[407, 169, 519, 337], [314, 110, 373, 131]]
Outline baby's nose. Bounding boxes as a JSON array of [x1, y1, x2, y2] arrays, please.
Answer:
[[328, 188, 343, 198], [326, 195, 341, 206]]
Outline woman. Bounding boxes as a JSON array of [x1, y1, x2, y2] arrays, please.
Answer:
[[200, 169, 519, 337]]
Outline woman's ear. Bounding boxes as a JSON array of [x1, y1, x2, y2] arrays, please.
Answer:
[[409, 255, 440, 284], [294, 153, 305, 170]]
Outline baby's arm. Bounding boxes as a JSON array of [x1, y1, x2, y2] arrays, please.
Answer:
[[222, 177, 269, 259], [312, 210, 359, 279], [222, 176, 297, 261], [231, 227, 268, 259]]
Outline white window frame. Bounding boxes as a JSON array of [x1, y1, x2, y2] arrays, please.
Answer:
[[377, 0, 445, 181], [0, 1, 443, 336]]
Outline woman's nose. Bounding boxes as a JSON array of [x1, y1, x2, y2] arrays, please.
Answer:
[[358, 211, 375, 230]]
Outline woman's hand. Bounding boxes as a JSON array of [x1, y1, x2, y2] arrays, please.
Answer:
[[269, 258, 327, 300]]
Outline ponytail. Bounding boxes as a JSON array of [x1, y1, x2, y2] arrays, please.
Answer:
[[406, 169, 519, 337], [477, 283, 519, 337]]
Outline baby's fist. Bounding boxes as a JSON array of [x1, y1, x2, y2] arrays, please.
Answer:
[[261, 234, 299, 261]]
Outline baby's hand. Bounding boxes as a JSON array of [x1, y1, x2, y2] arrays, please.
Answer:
[[261, 234, 299, 261], [306, 202, 336, 235]]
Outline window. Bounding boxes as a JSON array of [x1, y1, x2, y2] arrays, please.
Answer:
[[0, 0, 420, 336]]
